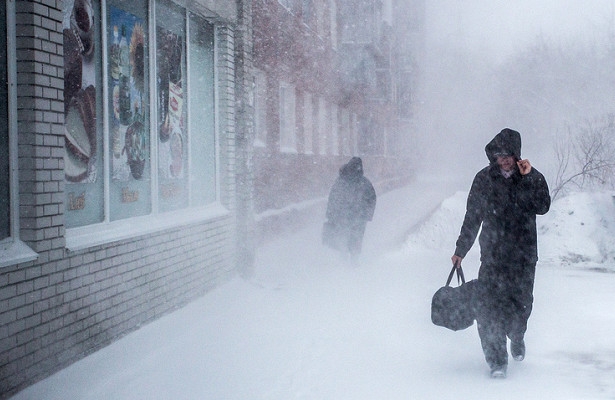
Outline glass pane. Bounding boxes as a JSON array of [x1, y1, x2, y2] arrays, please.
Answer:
[[331, 103, 338, 155], [279, 83, 296, 152], [303, 92, 313, 154], [188, 14, 215, 207], [254, 70, 267, 147], [0, 2, 9, 240], [63, 0, 105, 227], [107, 1, 152, 221], [156, 0, 188, 212]]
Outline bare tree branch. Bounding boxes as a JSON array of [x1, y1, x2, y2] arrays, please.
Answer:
[[551, 114, 615, 201]]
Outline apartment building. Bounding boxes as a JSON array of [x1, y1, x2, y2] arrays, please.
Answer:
[[252, 0, 425, 238]]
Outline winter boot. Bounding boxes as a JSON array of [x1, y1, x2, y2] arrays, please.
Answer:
[[511, 339, 525, 361], [490, 364, 507, 379]]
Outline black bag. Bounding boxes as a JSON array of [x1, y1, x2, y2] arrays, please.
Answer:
[[431, 266, 478, 331]]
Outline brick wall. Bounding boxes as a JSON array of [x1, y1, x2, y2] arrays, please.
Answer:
[[1, 218, 235, 396]]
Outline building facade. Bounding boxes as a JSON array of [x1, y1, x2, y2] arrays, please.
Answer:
[[1, 0, 423, 396], [0, 0, 251, 397], [251, 0, 425, 238]]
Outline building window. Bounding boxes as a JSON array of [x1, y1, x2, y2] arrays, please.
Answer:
[[315, 0, 325, 37], [302, 0, 313, 26], [340, 108, 351, 156], [303, 92, 313, 154], [339, 0, 375, 44], [62, 0, 104, 227], [254, 69, 267, 147], [331, 103, 339, 155], [279, 82, 296, 152], [63, 0, 218, 244], [351, 112, 358, 154], [186, 11, 216, 207], [108, 2, 150, 220], [398, 72, 413, 119], [329, 0, 337, 49], [155, 0, 189, 213], [317, 97, 327, 155], [278, 0, 300, 13]]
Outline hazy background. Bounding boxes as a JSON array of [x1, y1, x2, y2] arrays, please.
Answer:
[[427, 0, 615, 61], [415, 1, 615, 185]]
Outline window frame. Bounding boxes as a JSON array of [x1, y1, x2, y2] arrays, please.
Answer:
[[253, 68, 267, 148], [0, 0, 38, 268], [301, 0, 313, 27], [330, 102, 338, 155], [329, 0, 337, 49], [279, 81, 297, 153], [340, 107, 351, 156], [302, 91, 313, 154], [65, 0, 226, 251], [317, 97, 327, 155]]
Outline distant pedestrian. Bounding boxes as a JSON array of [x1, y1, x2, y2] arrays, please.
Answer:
[[451, 128, 551, 378], [323, 157, 376, 261]]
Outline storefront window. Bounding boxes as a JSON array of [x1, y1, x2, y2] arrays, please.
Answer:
[[108, 1, 151, 221], [156, 0, 218, 211], [156, 0, 187, 212], [187, 12, 216, 207], [63, 0, 105, 227], [64, 0, 218, 232]]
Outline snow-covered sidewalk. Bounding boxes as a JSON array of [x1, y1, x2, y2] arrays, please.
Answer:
[[10, 176, 615, 400]]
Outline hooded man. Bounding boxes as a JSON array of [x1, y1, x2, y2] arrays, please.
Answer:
[[451, 128, 551, 378], [324, 157, 377, 260]]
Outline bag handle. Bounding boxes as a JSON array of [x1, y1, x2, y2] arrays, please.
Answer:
[[445, 265, 466, 286]]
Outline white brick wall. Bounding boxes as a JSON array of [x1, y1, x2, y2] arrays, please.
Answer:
[[0, 1, 242, 397]]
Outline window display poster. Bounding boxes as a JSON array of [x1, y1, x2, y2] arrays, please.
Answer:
[[108, 6, 148, 182], [108, 6, 151, 221], [63, 0, 104, 227], [156, 25, 188, 212]]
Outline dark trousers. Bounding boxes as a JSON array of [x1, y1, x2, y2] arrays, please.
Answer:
[[323, 220, 367, 256], [476, 262, 536, 368], [347, 221, 367, 255]]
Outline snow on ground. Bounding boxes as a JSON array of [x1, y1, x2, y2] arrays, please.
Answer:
[[10, 176, 615, 400]]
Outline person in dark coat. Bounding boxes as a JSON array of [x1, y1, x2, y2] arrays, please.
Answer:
[[324, 157, 377, 259], [451, 128, 551, 379]]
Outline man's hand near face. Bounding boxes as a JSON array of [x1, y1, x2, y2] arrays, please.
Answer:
[[517, 159, 532, 175]]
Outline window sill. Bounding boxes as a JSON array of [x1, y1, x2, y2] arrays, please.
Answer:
[[66, 203, 230, 252], [0, 239, 38, 268]]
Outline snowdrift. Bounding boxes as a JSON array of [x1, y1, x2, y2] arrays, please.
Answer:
[[406, 190, 615, 270]]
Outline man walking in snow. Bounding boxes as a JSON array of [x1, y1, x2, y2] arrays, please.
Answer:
[[324, 157, 377, 262], [451, 128, 551, 378]]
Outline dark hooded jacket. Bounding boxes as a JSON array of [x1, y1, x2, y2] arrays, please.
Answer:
[[454, 129, 551, 265], [326, 157, 377, 226]]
